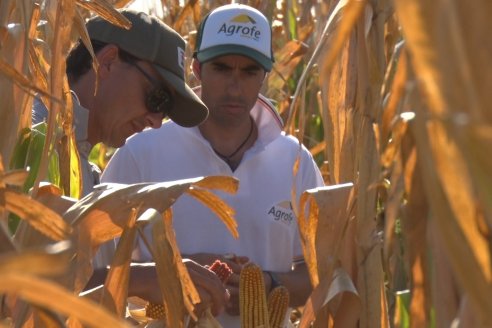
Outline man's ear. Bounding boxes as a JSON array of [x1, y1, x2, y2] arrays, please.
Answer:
[[191, 58, 201, 81], [95, 44, 119, 78]]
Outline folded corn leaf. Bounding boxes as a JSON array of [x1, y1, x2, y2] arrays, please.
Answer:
[[1, 188, 71, 241], [99, 208, 138, 317], [0, 241, 70, 277], [0, 272, 130, 328], [297, 183, 360, 327], [152, 210, 199, 327], [63, 176, 238, 294], [75, 0, 132, 29]]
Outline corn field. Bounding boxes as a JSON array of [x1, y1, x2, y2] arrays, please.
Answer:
[[1, 0, 491, 327]]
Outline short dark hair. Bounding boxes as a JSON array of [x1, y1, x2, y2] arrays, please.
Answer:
[[66, 39, 139, 84]]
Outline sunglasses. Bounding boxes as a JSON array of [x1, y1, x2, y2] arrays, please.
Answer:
[[130, 62, 174, 116]]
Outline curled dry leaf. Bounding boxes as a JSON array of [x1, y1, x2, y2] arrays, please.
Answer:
[[297, 183, 360, 327], [65, 176, 237, 294], [0, 169, 29, 187], [75, 0, 132, 29], [99, 208, 139, 317], [1, 188, 71, 241], [152, 210, 199, 327], [0, 240, 71, 277], [0, 272, 131, 328]]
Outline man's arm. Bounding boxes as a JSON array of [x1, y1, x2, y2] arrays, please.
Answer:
[[86, 260, 229, 316]]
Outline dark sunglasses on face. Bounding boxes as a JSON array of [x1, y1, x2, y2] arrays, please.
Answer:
[[130, 62, 174, 116]]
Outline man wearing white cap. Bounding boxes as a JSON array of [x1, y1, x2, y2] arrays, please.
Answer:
[[102, 4, 324, 327]]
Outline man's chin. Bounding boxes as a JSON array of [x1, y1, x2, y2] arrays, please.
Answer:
[[107, 138, 126, 149]]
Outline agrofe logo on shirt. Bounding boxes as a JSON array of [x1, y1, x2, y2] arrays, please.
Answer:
[[217, 14, 262, 41], [267, 201, 295, 226]]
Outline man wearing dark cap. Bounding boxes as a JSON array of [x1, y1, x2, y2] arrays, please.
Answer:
[[102, 4, 324, 327], [32, 9, 227, 318]]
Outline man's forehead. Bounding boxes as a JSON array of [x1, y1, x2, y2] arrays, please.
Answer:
[[208, 54, 262, 69]]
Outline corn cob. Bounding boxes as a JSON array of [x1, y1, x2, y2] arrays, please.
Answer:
[[145, 260, 233, 319], [239, 263, 270, 328], [209, 260, 233, 283], [145, 301, 166, 320], [267, 286, 290, 328]]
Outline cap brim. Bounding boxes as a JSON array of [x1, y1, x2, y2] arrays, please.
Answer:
[[196, 45, 273, 71], [154, 65, 208, 127]]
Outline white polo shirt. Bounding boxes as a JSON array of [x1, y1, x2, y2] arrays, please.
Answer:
[[101, 94, 324, 327]]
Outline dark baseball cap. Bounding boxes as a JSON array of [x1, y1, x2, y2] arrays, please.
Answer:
[[87, 9, 208, 127]]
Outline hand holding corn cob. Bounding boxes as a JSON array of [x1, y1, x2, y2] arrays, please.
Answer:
[[146, 259, 233, 319]]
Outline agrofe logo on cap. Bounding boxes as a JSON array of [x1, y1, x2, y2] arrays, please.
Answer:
[[217, 14, 262, 41], [195, 4, 274, 71]]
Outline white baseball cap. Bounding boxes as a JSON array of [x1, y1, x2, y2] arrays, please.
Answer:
[[194, 4, 274, 71]]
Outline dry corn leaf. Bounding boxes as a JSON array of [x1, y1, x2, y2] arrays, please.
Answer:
[[298, 184, 354, 285], [428, 220, 460, 327], [65, 176, 237, 227], [152, 210, 199, 327], [299, 183, 360, 328], [1, 188, 71, 241], [379, 113, 411, 169], [0, 272, 131, 327], [394, 0, 492, 321], [400, 132, 431, 327], [186, 187, 238, 239], [0, 57, 53, 101], [99, 208, 139, 317], [31, 0, 76, 197], [65, 176, 237, 293], [1, 169, 29, 187], [381, 123, 406, 261], [321, 37, 357, 185], [174, 1, 194, 31], [75, 0, 132, 29], [410, 111, 492, 322], [0, 241, 70, 277], [299, 268, 360, 328], [298, 191, 319, 286], [270, 39, 309, 90], [453, 124, 492, 227], [0, 224, 16, 254], [191, 175, 239, 194], [287, 0, 366, 129], [313, 183, 355, 279], [380, 43, 407, 151], [0, 20, 34, 167]]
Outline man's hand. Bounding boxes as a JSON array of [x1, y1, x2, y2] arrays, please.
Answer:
[[184, 259, 229, 316], [94, 261, 229, 317], [186, 252, 249, 274]]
